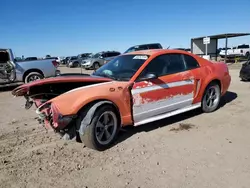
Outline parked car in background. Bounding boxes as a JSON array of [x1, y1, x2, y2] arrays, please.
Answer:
[[61, 56, 71, 64], [124, 43, 163, 53], [239, 56, 250, 81], [81, 51, 121, 70], [102, 43, 164, 64], [219, 44, 250, 58], [68, 53, 92, 68], [25, 57, 38, 61], [217, 47, 230, 55], [45, 56, 61, 63], [12, 49, 231, 150], [0, 48, 60, 84], [66, 56, 77, 67]]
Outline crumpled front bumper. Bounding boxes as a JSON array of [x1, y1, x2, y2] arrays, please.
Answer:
[[36, 102, 76, 132]]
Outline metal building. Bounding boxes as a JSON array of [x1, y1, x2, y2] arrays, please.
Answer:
[[191, 33, 250, 62]]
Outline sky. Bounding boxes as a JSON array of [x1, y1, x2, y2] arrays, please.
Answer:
[[1, 0, 250, 57]]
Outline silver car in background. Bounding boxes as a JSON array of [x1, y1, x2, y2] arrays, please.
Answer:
[[68, 53, 92, 68], [81, 51, 121, 70]]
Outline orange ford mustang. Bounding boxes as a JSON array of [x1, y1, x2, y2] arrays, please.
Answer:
[[12, 49, 231, 151]]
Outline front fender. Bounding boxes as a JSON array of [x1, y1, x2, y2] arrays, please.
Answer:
[[51, 81, 134, 126], [77, 100, 113, 137]]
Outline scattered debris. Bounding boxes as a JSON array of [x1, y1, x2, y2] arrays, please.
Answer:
[[3, 160, 10, 164], [10, 119, 18, 125], [169, 123, 195, 132]]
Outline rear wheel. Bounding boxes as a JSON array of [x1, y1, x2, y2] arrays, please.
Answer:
[[78, 105, 120, 151], [74, 61, 80, 67], [201, 82, 221, 113], [93, 62, 100, 70], [245, 52, 249, 59], [24, 72, 43, 83]]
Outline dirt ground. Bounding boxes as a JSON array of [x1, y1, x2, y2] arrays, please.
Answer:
[[0, 66, 250, 188]]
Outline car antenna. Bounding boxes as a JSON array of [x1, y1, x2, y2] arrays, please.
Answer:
[[167, 46, 170, 49]]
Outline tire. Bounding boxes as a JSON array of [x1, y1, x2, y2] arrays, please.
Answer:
[[93, 62, 100, 70], [245, 52, 249, 59], [241, 77, 249, 82], [78, 105, 120, 151], [24, 72, 43, 83], [73, 62, 80, 68], [201, 82, 221, 113]]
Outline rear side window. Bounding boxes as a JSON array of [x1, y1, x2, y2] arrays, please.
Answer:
[[183, 54, 200, 70], [238, 45, 249, 49], [140, 53, 186, 77], [148, 44, 162, 49], [137, 45, 149, 50], [109, 52, 120, 57]]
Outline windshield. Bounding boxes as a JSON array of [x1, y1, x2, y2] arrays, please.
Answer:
[[93, 53, 102, 58], [92, 54, 149, 81]]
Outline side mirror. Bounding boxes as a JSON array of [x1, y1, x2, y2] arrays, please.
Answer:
[[138, 73, 158, 81]]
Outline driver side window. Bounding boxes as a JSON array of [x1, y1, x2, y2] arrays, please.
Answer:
[[138, 53, 186, 79]]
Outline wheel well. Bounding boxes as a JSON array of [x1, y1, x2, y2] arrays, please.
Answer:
[[93, 62, 100, 65], [205, 79, 221, 94], [77, 99, 121, 125], [23, 69, 44, 82]]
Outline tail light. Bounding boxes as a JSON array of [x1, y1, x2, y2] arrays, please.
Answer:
[[52, 60, 59, 67]]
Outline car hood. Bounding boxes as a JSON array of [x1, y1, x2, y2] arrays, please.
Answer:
[[12, 74, 112, 96]]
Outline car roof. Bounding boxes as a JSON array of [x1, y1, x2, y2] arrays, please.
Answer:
[[132, 43, 161, 47], [124, 49, 190, 56]]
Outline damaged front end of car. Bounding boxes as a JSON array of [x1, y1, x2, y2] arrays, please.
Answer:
[[36, 102, 78, 140]]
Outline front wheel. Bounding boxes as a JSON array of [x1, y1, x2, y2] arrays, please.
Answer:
[[78, 105, 120, 151], [93, 62, 100, 70], [201, 82, 221, 113]]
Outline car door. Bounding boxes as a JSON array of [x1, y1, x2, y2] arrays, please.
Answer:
[[131, 53, 196, 125]]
